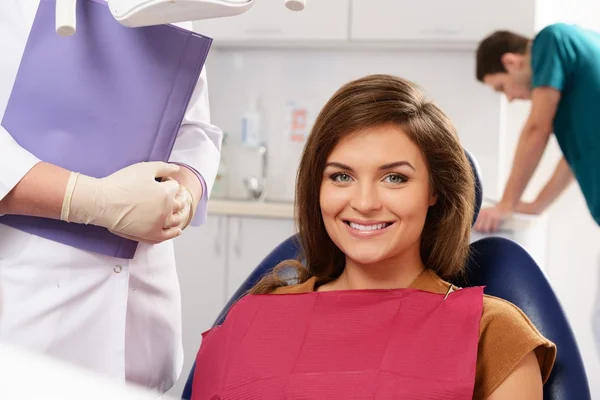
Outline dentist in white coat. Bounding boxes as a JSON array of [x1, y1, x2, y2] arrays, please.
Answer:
[[0, 0, 240, 393]]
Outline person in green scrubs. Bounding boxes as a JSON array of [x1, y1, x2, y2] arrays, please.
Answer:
[[473, 23, 600, 233]]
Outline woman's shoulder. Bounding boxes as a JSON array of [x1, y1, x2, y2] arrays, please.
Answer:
[[270, 276, 318, 294], [475, 293, 556, 398], [417, 270, 556, 398]]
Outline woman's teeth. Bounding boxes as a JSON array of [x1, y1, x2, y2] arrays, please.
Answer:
[[348, 222, 389, 231]]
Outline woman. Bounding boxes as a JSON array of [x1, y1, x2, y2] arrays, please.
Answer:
[[191, 74, 556, 399]]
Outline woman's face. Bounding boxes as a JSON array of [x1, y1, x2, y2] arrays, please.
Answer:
[[319, 123, 437, 268]]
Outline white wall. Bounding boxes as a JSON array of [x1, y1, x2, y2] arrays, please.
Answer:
[[204, 47, 503, 202], [535, 0, 600, 32]]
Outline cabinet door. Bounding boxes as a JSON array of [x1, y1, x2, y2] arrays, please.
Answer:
[[350, 0, 535, 43], [226, 216, 296, 299], [193, 0, 350, 42], [170, 215, 228, 396]]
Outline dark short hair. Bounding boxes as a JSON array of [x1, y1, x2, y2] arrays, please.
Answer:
[[476, 31, 530, 81]]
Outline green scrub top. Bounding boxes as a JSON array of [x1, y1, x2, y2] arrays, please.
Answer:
[[531, 23, 600, 225]]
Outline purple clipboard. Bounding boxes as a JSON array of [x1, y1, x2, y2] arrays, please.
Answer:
[[0, 0, 213, 259]]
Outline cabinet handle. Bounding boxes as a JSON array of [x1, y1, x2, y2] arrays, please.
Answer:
[[420, 27, 460, 36], [214, 217, 223, 256], [244, 28, 282, 35], [233, 218, 242, 258]]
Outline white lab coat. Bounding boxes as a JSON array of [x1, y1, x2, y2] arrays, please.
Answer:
[[0, 341, 161, 400], [0, 0, 222, 393]]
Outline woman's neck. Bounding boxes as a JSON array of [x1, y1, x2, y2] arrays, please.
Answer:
[[319, 249, 426, 291]]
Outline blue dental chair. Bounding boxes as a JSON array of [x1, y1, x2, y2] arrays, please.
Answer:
[[182, 150, 591, 400]]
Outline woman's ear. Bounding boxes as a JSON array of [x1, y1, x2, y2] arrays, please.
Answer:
[[429, 191, 438, 207]]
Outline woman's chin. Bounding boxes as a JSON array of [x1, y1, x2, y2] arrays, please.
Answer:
[[346, 251, 386, 267]]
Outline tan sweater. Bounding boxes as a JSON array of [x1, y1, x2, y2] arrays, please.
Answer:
[[272, 269, 557, 399]]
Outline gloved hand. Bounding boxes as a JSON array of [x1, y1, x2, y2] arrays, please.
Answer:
[[60, 161, 184, 244], [110, 183, 196, 244], [163, 185, 195, 231]]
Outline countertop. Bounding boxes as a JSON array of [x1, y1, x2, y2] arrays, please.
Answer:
[[207, 199, 295, 219]]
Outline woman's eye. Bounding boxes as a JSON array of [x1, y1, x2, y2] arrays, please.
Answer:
[[384, 174, 406, 184], [332, 173, 352, 182]]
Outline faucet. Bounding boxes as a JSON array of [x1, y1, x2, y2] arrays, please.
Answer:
[[242, 144, 268, 201]]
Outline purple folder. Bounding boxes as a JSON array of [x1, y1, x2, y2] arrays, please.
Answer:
[[0, 0, 212, 259]]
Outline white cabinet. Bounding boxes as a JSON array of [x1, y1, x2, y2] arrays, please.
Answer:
[[174, 214, 295, 333], [190, 0, 599, 48], [350, 0, 536, 43], [226, 216, 296, 298], [175, 215, 228, 332], [193, 0, 350, 43]]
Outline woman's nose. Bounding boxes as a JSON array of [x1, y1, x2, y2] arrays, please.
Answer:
[[350, 183, 382, 213]]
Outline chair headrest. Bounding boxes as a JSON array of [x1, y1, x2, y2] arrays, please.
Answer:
[[464, 149, 483, 227]]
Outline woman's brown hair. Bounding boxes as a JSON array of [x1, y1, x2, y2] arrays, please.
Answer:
[[250, 74, 475, 294]]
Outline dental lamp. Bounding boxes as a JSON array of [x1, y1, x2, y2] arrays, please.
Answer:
[[56, 0, 306, 36]]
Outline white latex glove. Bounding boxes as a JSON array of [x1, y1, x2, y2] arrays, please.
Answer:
[[110, 184, 196, 244], [61, 161, 184, 244], [163, 185, 195, 231]]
